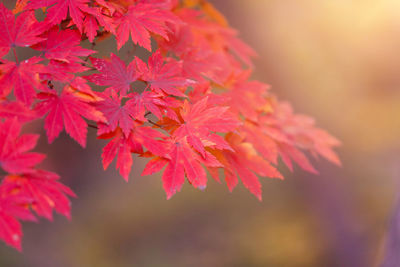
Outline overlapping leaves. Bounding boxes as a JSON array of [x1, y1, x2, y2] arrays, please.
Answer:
[[0, 0, 340, 252]]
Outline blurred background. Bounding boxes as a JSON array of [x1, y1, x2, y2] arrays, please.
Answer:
[[2, 0, 400, 266]]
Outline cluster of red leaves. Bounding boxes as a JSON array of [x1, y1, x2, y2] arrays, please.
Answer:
[[0, 0, 340, 251]]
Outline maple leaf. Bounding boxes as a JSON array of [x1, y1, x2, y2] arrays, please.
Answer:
[[95, 90, 137, 137], [41, 60, 90, 82], [2, 170, 76, 220], [187, 82, 227, 105], [87, 53, 138, 95], [81, 0, 121, 39], [278, 143, 318, 174], [216, 134, 283, 201], [0, 101, 37, 122], [0, 57, 44, 106], [0, 208, 24, 251], [175, 7, 256, 66], [27, 0, 90, 32], [128, 91, 179, 121], [142, 137, 222, 199], [0, 4, 44, 57], [159, 142, 185, 199], [115, 2, 179, 50], [157, 21, 194, 56], [136, 50, 192, 97], [174, 97, 240, 157], [259, 101, 341, 172], [32, 27, 95, 63], [220, 29, 257, 67], [179, 49, 229, 83], [242, 122, 279, 165], [224, 70, 272, 122], [0, 118, 45, 174], [100, 125, 165, 180], [100, 129, 135, 181], [35, 87, 105, 147], [0, 187, 36, 251], [158, 23, 243, 83], [82, 14, 98, 43]]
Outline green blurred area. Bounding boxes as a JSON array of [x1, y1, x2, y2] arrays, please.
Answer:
[[2, 1, 400, 266]]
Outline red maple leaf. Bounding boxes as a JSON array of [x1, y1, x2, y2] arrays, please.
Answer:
[[142, 137, 222, 199], [0, 101, 37, 122], [0, 4, 44, 57], [216, 134, 283, 201], [27, 0, 91, 32], [35, 87, 105, 147], [128, 91, 179, 121], [80, 0, 120, 41], [174, 7, 256, 66], [136, 50, 191, 97], [158, 24, 235, 83], [115, 2, 179, 50], [41, 60, 90, 82], [82, 14, 98, 43], [224, 70, 271, 122], [241, 122, 279, 165], [0, 187, 36, 251], [96, 90, 137, 137], [0, 57, 44, 106], [2, 170, 76, 220], [32, 27, 95, 63], [100, 129, 136, 181], [220, 28, 257, 67], [87, 53, 138, 96], [0, 118, 45, 174], [174, 97, 240, 157], [259, 101, 341, 172], [100, 125, 165, 180]]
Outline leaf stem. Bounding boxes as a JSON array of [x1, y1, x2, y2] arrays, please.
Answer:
[[88, 123, 99, 129]]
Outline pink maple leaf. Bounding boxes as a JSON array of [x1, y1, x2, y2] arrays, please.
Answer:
[[35, 87, 105, 147], [136, 50, 191, 97], [115, 2, 179, 50], [0, 57, 44, 106], [0, 118, 45, 174], [27, 0, 90, 32], [96, 90, 136, 137], [32, 27, 94, 63], [2, 170, 76, 220], [0, 4, 45, 57], [0, 187, 36, 251], [87, 53, 138, 96]]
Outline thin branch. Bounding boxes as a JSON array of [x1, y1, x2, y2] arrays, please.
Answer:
[[88, 123, 99, 129], [147, 119, 163, 128]]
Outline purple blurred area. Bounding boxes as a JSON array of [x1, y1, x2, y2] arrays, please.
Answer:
[[2, 0, 400, 266]]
